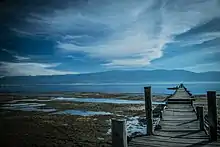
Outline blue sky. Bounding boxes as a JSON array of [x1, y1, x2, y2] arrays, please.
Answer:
[[0, 0, 220, 76]]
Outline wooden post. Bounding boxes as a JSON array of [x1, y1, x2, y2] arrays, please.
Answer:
[[196, 106, 199, 120], [207, 91, 217, 141], [160, 111, 163, 119], [111, 118, 127, 147], [190, 99, 193, 106], [197, 106, 204, 130], [144, 86, 153, 135]]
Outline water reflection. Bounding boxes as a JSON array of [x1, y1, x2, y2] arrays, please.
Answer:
[[54, 97, 166, 105], [1, 103, 56, 112], [52, 109, 112, 116]]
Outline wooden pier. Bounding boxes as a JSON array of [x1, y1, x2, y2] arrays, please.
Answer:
[[112, 84, 220, 147]]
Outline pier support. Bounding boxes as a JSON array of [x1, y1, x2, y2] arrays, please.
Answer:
[[207, 91, 217, 141], [196, 106, 199, 120], [111, 118, 127, 147], [144, 86, 153, 135], [190, 99, 193, 106], [197, 106, 204, 131]]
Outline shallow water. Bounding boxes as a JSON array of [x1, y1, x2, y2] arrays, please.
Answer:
[[0, 97, 166, 115], [3, 103, 46, 107], [52, 109, 112, 116], [107, 116, 160, 137], [1, 103, 56, 112], [9, 99, 52, 103], [54, 97, 167, 105]]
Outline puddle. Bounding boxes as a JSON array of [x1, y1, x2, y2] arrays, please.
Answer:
[[1, 103, 56, 112], [54, 97, 167, 105], [52, 109, 112, 116], [153, 101, 167, 105], [2, 103, 46, 107], [8, 99, 52, 103]]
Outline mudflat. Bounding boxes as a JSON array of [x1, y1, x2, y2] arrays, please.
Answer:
[[1, 92, 218, 147], [0, 92, 167, 147]]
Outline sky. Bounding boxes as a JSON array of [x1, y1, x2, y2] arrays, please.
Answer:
[[0, 0, 220, 76]]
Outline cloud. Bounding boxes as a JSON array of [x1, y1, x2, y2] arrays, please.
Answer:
[[0, 48, 80, 76], [1, 48, 16, 54], [175, 32, 220, 47], [2, 0, 220, 72], [0, 62, 78, 76], [150, 46, 220, 72], [58, 33, 166, 62], [10, 28, 36, 37], [14, 55, 30, 61], [34, 0, 219, 68], [66, 55, 84, 62], [1, 48, 30, 61], [180, 62, 220, 72]]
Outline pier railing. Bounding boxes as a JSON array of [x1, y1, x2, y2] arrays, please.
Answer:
[[193, 91, 219, 141]]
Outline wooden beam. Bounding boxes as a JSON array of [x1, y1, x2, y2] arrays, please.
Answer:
[[144, 86, 153, 135], [197, 106, 204, 131], [111, 118, 127, 147], [207, 91, 217, 141], [196, 106, 199, 120]]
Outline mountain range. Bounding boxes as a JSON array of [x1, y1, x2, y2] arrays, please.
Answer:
[[0, 70, 220, 85]]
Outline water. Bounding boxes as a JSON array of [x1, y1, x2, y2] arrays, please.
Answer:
[[0, 102, 112, 115], [9, 99, 52, 103], [0, 97, 165, 114], [107, 117, 160, 137], [1, 82, 220, 94], [52, 110, 112, 116], [3, 103, 46, 107], [1, 103, 56, 112], [54, 97, 166, 105]]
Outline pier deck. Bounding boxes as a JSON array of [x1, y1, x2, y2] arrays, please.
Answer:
[[128, 87, 220, 147]]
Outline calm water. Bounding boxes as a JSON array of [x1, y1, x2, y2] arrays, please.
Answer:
[[1, 82, 220, 94], [52, 110, 112, 116], [1, 103, 56, 112], [54, 97, 166, 104], [0, 97, 165, 113]]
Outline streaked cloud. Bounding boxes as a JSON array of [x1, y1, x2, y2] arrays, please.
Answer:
[[1, 48, 30, 61], [14, 55, 30, 61], [0, 62, 78, 76], [182, 62, 220, 72], [0, 48, 78, 76]]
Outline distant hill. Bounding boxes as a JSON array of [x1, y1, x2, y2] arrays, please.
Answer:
[[0, 70, 220, 85]]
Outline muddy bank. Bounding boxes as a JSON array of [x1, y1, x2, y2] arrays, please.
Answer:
[[0, 111, 112, 147]]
